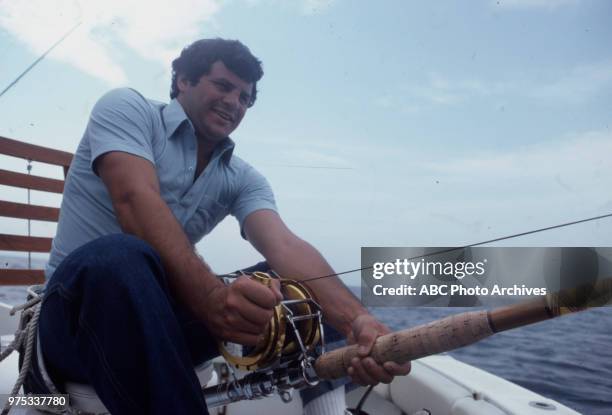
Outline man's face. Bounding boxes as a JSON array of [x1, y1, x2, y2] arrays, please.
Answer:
[[177, 61, 254, 142]]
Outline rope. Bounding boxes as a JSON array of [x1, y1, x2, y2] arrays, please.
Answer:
[[13, 305, 40, 394], [0, 295, 42, 362], [10, 295, 42, 316], [0, 290, 73, 414], [0, 294, 88, 415], [0, 303, 41, 415], [0, 329, 25, 361]]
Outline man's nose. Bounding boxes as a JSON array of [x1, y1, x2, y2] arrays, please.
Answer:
[[222, 90, 241, 109]]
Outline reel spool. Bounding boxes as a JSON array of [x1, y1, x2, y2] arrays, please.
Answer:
[[219, 271, 323, 371]]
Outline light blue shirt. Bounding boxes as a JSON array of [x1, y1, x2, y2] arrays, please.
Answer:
[[46, 88, 277, 278]]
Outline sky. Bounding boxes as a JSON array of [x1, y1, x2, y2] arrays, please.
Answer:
[[1, 0, 611, 284]]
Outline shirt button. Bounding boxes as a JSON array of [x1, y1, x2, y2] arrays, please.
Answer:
[[188, 166, 194, 171]]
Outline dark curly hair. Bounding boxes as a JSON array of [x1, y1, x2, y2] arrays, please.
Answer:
[[170, 38, 263, 106]]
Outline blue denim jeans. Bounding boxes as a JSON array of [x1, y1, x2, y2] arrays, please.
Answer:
[[36, 234, 215, 414], [32, 234, 348, 414]]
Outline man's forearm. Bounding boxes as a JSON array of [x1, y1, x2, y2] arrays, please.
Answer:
[[264, 237, 368, 336], [112, 189, 223, 319]]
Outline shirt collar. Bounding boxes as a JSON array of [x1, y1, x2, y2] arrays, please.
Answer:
[[162, 98, 235, 164], [216, 137, 235, 164], [162, 98, 190, 140]]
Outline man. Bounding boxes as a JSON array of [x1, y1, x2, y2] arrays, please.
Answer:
[[33, 38, 409, 414]]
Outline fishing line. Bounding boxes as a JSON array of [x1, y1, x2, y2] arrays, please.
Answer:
[[266, 164, 354, 170], [302, 212, 612, 283]]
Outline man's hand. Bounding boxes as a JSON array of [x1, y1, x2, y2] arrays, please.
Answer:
[[242, 211, 408, 383], [203, 276, 283, 345], [346, 314, 411, 385]]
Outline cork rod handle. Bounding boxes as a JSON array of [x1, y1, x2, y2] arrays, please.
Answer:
[[315, 278, 612, 380]]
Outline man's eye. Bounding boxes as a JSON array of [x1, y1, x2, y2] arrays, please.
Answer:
[[214, 81, 231, 92], [239, 94, 250, 106]]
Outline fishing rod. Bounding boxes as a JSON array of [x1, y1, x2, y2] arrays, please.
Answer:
[[315, 277, 612, 379], [202, 275, 612, 407], [202, 214, 612, 406]]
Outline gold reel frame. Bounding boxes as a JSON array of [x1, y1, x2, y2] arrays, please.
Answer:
[[219, 272, 322, 371]]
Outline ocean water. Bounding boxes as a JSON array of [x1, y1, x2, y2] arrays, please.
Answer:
[[1, 287, 610, 414]]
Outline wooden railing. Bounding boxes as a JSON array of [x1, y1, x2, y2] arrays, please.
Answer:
[[0, 136, 73, 285]]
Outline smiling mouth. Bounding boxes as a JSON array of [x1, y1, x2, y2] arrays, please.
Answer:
[[213, 109, 234, 123]]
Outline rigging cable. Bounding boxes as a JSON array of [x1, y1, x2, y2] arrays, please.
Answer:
[[0, 21, 82, 99]]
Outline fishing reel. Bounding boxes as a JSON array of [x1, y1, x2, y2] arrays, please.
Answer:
[[207, 271, 326, 407], [218, 271, 325, 371]]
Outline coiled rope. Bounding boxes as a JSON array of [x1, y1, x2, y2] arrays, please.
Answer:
[[0, 292, 102, 415], [0, 293, 42, 415]]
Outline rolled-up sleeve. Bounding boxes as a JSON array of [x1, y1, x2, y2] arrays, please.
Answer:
[[231, 164, 277, 238], [86, 88, 155, 173]]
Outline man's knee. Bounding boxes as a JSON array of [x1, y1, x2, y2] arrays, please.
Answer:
[[51, 233, 164, 292], [82, 233, 159, 263]]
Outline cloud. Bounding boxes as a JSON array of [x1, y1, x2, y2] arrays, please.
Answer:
[[374, 94, 421, 114], [241, 0, 337, 15], [0, 0, 338, 85], [527, 61, 612, 103], [387, 73, 509, 110], [279, 148, 353, 168], [0, 0, 222, 86], [378, 59, 612, 112], [419, 129, 612, 188], [492, 0, 580, 11], [359, 128, 612, 245]]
